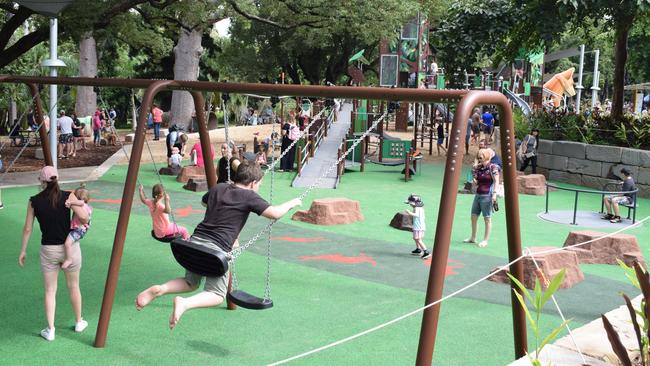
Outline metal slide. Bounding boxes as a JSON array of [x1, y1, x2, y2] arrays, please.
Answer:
[[503, 89, 532, 116]]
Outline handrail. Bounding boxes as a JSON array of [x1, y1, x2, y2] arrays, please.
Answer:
[[544, 182, 639, 225]]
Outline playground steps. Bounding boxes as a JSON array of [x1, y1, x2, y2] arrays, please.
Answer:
[[292, 103, 352, 189]]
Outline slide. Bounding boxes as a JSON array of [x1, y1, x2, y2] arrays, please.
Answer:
[[503, 89, 532, 116]]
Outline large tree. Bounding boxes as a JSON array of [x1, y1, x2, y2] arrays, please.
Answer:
[[220, 0, 419, 85]]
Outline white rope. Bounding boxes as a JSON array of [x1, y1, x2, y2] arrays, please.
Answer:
[[267, 215, 650, 365], [526, 248, 587, 364]]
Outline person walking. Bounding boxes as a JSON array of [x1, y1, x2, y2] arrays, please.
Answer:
[[280, 112, 299, 171], [19, 166, 91, 341], [151, 104, 163, 141]]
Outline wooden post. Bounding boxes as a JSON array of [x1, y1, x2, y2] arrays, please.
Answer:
[[404, 152, 411, 182], [297, 143, 302, 176], [309, 135, 315, 157], [360, 138, 365, 172], [253, 136, 259, 153]]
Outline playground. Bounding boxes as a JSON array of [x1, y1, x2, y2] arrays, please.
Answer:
[[1, 154, 646, 365]]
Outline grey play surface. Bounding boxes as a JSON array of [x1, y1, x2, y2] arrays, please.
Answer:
[[538, 210, 642, 228]]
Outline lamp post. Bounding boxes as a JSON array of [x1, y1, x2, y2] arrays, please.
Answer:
[[41, 18, 66, 168], [591, 49, 600, 109], [575, 44, 585, 113]]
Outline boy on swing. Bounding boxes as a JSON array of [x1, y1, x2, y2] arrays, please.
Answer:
[[135, 160, 301, 329]]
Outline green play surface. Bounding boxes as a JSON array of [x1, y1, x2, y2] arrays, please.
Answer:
[[1, 161, 648, 365]]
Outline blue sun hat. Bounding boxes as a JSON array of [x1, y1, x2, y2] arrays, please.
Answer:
[[405, 194, 424, 207]]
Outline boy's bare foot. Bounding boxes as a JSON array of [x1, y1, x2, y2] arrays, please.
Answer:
[[169, 296, 187, 330], [135, 285, 162, 310], [61, 259, 73, 269]]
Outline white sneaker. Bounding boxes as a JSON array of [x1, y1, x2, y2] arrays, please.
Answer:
[[75, 319, 88, 333], [478, 240, 488, 248], [463, 238, 476, 243], [40, 327, 55, 341]]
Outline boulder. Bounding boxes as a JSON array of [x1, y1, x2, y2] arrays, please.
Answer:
[[176, 165, 207, 183], [563, 230, 644, 266], [159, 165, 182, 176], [292, 198, 363, 225], [488, 246, 584, 289], [183, 178, 209, 192], [35, 148, 45, 160], [516, 174, 546, 195], [389, 211, 413, 231]]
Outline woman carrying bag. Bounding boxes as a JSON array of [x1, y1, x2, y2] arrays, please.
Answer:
[[519, 128, 539, 174]]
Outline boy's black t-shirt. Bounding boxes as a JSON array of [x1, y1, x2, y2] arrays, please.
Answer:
[[30, 190, 71, 245], [193, 183, 270, 252]]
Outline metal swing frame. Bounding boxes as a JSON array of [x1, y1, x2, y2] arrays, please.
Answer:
[[0, 74, 526, 366]]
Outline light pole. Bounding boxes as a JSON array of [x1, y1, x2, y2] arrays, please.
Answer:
[[575, 44, 585, 113], [591, 49, 600, 109], [41, 18, 66, 168]]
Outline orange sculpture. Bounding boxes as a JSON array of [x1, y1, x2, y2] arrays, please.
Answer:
[[543, 67, 576, 107]]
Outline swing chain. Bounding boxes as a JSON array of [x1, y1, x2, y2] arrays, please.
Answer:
[[229, 109, 390, 260], [263, 114, 277, 300]]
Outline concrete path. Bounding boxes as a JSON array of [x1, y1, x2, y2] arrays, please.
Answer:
[[292, 103, 352, 188]]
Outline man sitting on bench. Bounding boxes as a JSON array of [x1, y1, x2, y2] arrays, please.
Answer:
[[602, 168, 636, 223]]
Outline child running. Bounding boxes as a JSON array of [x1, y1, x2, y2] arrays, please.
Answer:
[[62, 185, 93, 269], [135, 161, 301, 329], [139, 184, 190, 240], [404, 194, 430, 259]]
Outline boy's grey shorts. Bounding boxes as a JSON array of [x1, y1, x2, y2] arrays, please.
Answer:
[[183, 236, 230, 298]]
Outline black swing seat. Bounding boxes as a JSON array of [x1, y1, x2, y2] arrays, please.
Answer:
[[170, 238, 229, 277], [227, 290, 273, 310], [151, 230, 181, 243]]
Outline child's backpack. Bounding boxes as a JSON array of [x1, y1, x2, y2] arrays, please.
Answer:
[[288, 125, 301, 141]]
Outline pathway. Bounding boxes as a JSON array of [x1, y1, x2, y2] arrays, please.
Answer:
[[292, 103, 352, 188]]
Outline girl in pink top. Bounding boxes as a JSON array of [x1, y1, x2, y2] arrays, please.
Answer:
[[62, 185, 93, 269], [138, 184, 189, 240], [190, 142, 215, 168], [92, 110, 103, 146]]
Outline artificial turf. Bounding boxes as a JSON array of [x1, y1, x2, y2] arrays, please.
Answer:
[[0, 160, 648, 365]]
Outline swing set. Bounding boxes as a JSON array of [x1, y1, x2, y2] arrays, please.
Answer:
[[0, 74, 527, 366]]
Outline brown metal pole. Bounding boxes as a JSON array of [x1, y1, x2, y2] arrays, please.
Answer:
[[191, 91, 217, 188], [415, 91, 526, 365], [95, 80, 173, 348], [27, 83, 53, 166], [404, 153, 410, 182]]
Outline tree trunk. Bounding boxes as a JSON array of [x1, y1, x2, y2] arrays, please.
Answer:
[[170, 28, 203, 129], [9, 98, 17, 126], [611, 24, 631, 120], [75, 32, 97, 117]]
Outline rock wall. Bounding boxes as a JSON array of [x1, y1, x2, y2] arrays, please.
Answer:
[[536, 140, 650, 197]]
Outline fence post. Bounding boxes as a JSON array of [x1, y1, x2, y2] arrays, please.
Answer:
[[337, 148, 342, 180], [360, 138, 365, 172], [297, 144, 302, 176], [309, 135, 315, 157], [405, 152, 411, 182]]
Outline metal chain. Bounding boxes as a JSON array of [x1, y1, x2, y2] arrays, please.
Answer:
[[229, 109, 389, 260], [263, 107, 330, 176], [222, 97, 231, 183], [264, 115, 277, 300]]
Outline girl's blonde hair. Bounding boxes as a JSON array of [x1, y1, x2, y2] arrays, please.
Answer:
[[152, 184, 165, 200], [476, 149, 492, 165], [75, 183, 91, 203]]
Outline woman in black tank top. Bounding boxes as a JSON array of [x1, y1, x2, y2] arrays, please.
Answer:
[[18, 166, 90, 341]]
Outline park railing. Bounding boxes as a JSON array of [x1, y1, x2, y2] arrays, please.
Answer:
[[545, 182, 639, 224], [296, 107, 334, 176]]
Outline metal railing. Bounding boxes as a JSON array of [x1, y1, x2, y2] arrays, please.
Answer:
[[545, 181, 639, 224], [296, 108, 334, 176]]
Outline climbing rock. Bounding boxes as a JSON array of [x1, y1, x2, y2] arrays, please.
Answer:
[[389, 211, 413, 231], [488, 246, 584, 289], [563, 230, 644, 266], [517, 174, 546, 195], [183, 178, 208, 192], [292, 198, 363, 225], [176, 165, 206, 183], [159, 165, 182, 176]]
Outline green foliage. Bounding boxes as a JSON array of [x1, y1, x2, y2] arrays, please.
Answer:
[[603, 261, 650, 366], [507, 269, 570, 366]]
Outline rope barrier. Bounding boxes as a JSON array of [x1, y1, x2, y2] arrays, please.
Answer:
[[267, 215, 650, 365]]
